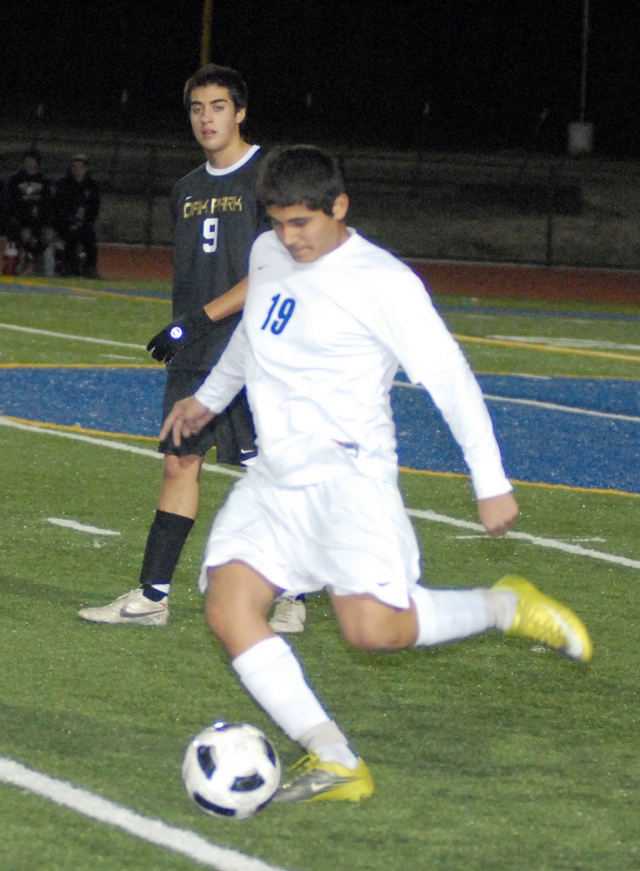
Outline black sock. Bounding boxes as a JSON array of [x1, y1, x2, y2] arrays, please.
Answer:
[[139, 510, 195, 599]]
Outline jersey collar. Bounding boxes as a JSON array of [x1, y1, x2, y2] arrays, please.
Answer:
[[205, 144, 260, 177]]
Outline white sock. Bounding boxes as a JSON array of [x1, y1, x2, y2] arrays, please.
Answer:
[[232, 635, 331, 744], [411, 585, 516, 647], [149, 582, 170, 600], [299, 721, 358, 769]]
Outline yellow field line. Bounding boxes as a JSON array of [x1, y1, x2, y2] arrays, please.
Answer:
[[0, 276, 170, 304], [68, 287, 171, 304], [0, 362, 159, 369], [454, 333, 640, 363], [0, 415, 157, 442], [399, 466, 640, 499], [3, 415, 636, 497]]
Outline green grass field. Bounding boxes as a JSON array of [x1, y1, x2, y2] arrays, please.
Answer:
[[0, 278, 639, 871]]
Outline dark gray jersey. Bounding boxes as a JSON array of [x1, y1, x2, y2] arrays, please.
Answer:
[[170, 145, 268, 371]]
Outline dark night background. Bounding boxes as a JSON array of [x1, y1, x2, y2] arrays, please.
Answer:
[[2, 1, 639, 157]]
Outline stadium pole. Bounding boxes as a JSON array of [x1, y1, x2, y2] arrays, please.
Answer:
[[201, 0, 213, 65], [579, 0, 590, 123]]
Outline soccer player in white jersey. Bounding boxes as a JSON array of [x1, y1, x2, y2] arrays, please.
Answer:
[[160, 146, 593, 803]]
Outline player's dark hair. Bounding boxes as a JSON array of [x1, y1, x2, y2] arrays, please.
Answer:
[[183, 64, 248, 113], [257, 145, 345, 216]]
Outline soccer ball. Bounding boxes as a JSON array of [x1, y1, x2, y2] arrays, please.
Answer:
[[182, 722, 281, 820]]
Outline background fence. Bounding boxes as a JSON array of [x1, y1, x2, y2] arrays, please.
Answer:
[[2, 128, 639, 269]]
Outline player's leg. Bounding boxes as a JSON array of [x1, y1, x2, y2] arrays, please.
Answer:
[[80, 224, 98, 277], [332, 585, 515, 651], [58, 227, 75, 276], [77, 452, 203, 624], [76, 452, 201, 625], [137, 451, 204, 601], [135, 366, 232, 609], [330, 585, 515, 651], [200, 474, 372, 802], [206, 560, 372, 803], [205, 560, 278, 657], [77, 370, 208, 625], [331, 574, 591, 661], [213, 393, 305, 632], [40, 226, 57, 277], [322, 473, 591, 661], [18, 226, 35, 273]]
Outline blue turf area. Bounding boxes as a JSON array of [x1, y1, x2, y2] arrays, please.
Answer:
[[0, 367, 638, 493], [0, 367, 167, 439]]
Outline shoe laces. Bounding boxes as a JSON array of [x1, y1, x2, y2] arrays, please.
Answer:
[[289, 753, 320, 775]]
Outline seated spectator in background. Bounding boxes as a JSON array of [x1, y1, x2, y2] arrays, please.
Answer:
[[2, 146, 56, 276], [55, 153, 100, 277]]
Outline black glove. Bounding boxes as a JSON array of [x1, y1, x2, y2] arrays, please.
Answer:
[[146, 308, 213, 363]]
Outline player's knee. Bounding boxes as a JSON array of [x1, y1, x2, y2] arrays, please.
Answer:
[[343, 624, 385, 651], [162, 453, 202, 483], [338, 602, 415, 651], [340, 616, 405, 652], [204, 567, 254, 642]]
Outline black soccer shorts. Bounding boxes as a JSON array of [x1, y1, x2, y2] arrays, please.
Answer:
[[159, 367, 256, 466]]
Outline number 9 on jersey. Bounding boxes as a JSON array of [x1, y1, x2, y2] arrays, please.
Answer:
[[203, 218, 219, 253]]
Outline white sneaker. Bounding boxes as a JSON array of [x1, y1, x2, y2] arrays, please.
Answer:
[[268, 595, 306, 634], [77, 588, 169, 626]]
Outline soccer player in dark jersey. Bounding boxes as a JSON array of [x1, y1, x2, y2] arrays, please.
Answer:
[[78, 64, 305, 632]]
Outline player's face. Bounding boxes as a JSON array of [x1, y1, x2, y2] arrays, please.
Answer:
[[71, 160, 87, 182], [189, 85, 246, 160], [267, 195, 350, 263], [23, 156, 39, 176]]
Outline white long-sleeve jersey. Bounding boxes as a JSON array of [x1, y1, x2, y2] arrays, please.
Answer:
[[195, 228, 511, 498]]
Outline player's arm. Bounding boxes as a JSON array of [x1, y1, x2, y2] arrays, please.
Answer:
[[146, 277, 248, 363], [203, 277, 248, 320], [422, 360, 519, 533], [160, 322, 249, 448], [379, 276, 518, 532]]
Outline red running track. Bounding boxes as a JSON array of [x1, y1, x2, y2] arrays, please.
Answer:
[[97, 243, 640, 305]]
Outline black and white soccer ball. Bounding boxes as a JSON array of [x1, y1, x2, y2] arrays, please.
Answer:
[[182, 722, 281, 820]]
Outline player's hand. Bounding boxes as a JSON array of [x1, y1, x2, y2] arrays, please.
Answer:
[[477, 492, 520, 537], [146, 308, 214, 363], [159, 397, 214, 447]]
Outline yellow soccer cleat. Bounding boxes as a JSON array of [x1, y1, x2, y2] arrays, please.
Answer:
[[494, 575, 593, 663], [272, 753, 374, 804]]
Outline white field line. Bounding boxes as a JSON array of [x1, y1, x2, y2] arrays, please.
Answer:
[[489, 335, 640, 352], [0, 416, 637, 862], [0, 417, 243, 477], [100, 353, 143, 360], [392, 380, 640, 424], [406, 508, 640, 570], [482, 394, 640, 423], [0, 757, 288, 871], [46, 518, 121, 536], [0, 415, 636, 569], [0, 322, 146, 350]]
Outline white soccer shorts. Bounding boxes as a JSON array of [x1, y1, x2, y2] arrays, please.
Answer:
[[200, 468, 421, 609]]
